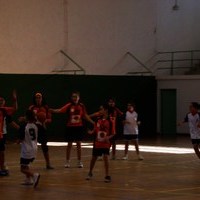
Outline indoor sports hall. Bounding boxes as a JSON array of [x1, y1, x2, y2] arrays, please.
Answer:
[[0, 1, 200, 200]]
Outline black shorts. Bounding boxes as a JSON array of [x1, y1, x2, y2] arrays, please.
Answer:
[[20, 158, 35, 166], [92, 148, 110, 156], [65, 126, 85, 142], [38, 131, 48, 145], [0, 135, 6, 151], [191, 139, 200, 145], [124, 135, 139, 140]]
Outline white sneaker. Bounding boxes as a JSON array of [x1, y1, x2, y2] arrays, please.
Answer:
[[111, 156, 116, 160], [98, 156, 103, 161], [33, 173, 40, 188], [64, 161, 70, 168], [77, 161, 83, 168], [86, 173, 93, 180], [138, 154, 144, 160], [21, 177, 33, 185], [122, 155, 128, 160]]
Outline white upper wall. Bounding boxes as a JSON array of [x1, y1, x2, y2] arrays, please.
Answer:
[[156, 0, 200, 51], [0, 0, 199, 74], [0, 0, 64, 73], [67, 0, 157, 74]]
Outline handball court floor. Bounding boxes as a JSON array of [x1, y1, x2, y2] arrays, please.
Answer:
[[1, 135, 200, 200]]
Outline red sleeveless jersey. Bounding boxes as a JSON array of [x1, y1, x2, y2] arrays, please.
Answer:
[[59, 103, 86, 127]]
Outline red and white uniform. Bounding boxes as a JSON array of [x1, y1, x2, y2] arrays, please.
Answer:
[[29, 105, 52, 124], [94, 118, 115, 149], [0, 107, 15, 138], [59, 103, 87, 127]]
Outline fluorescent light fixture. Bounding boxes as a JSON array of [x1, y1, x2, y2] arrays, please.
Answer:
[[172, 0, 179, 11]]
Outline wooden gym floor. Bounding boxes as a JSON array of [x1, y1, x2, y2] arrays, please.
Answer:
[[1, 135, 200, 200]]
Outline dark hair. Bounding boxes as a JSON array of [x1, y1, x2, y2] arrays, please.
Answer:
[[32, 92, 47, 106], [102, 103, 109, 110], [25, 110, 36, 121], [127, 102, 135, 107], [107, 97, 116, 103], [71, 91, 80, 97], [191, 102, 199, 110]]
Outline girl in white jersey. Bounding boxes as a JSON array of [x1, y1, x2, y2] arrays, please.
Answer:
[[122, 103, 143, 160], [18, 110, 40, 187], [178, 102, 200, 159]]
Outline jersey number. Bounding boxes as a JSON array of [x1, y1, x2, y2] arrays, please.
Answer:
[[29, 128, 36, 140]]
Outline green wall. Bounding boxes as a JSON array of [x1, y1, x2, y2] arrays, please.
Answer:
[[0, 74, 157, 141]]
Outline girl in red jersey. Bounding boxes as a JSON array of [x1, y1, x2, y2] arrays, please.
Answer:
[[29, 92, 53, 169], [107, 98, 123, 160], [50, 91, 94, 168], [0, 90, 18, 176], [86, 104, 115, 183]]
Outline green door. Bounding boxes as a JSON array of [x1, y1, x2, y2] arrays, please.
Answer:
[[160, 89, 177, 135]]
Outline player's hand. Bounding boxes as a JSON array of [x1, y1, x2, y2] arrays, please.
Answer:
[[12, 89, 17, 101], [104, 136, 110, 143], [88, 129, 94, 135]]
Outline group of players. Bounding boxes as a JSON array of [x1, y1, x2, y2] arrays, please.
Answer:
[[0, 90, 144, 187]]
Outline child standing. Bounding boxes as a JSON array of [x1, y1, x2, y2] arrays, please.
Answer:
[[18, 110, 40, 187], [50, 91, 94, 168], [178, 102, 200, 159], [0, 90, 18, 176], [29, 92, 54, 169], [122, 103, 143, 160], [86, 104, 115, 183]]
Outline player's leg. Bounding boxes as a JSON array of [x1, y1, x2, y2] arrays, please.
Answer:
[[76, 141, 83, 168], [39, 130, 54, 169], [20, 158, 35, 185], [122, 140, 129, 160], [111, 140, 116, 160], [0, 137, 8, 176], [41, 143, 53, 169], [193, 143, 200, 159], [103, 151, 111, 183], [65, 142, 72, 168], [103, 154, 109, 176], [86, 155, 97, 180], [134, 138, 144, 160], [86, 148, 99, 180]]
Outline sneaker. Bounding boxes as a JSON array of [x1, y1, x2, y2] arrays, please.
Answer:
[[122, 155, 128, 160], [86, 172, 93, 180], [111, 156, 116, 160], [104, 176, 111, 183], [77, 161, 83, 168], [97, 156, 103, 161], [21, 177, 33, 186], [33, 173, 40, 188], [46, 165, 54, 170], [138, 154, 144, 160], [0, 170, 9, 176], [64, 161, 70, 168], [3, 164, 9, 171]]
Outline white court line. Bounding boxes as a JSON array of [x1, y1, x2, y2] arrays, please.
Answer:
[[45, 142, 194, 154]]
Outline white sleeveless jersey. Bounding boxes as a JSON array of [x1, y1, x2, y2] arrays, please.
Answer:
[[185, 113, 200, 139], [20, 122, 38, 159], [123, 111, 138, 135]]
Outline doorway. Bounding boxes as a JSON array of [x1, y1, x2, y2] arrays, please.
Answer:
[[160, 89, 177, 135]]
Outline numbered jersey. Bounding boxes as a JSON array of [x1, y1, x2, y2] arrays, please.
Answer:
[[94, 118, 113, 149], [59, 102, 86, 127], [19, 122, 38, 159]]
